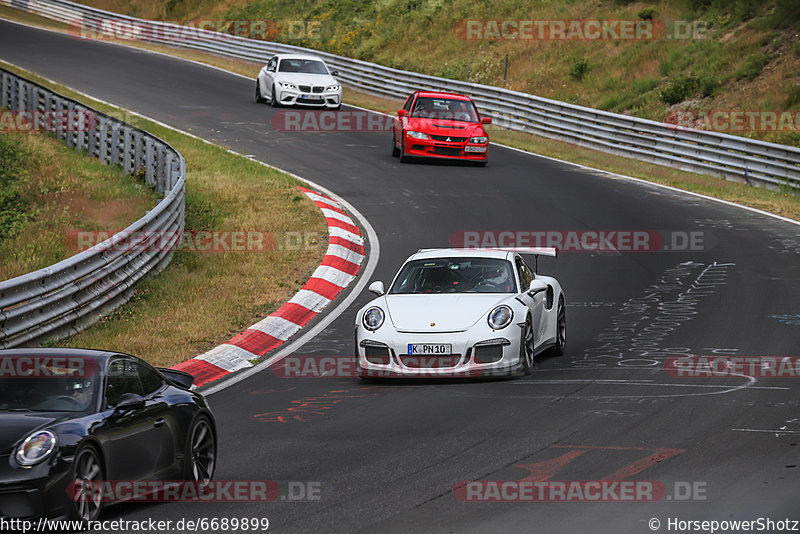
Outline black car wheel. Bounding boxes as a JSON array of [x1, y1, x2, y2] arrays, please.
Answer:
[[184, 416, 216, 487], [517, 316, 535, 376], [271, 85, 281, 108], [391, 132, 400, 157], [551, 297, 566, 356], [69, 445, 104, 522], [399, 136, 410, 163], [255, 80, 265, 103]]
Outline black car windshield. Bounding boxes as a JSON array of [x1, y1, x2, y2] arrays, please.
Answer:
[[390, 258, 517, 294], [410, 97, 480, 122], [0, 376, 98, 412], [278, 59, 329, 74]]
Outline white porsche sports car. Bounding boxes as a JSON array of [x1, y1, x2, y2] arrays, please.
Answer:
[[255, 54, 342, 109], [355, 248, 566, 378]]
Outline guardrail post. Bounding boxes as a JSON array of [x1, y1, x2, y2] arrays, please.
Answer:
[[110, 122, 121, 165], [156, 144, 166, 192], [54, 97, 66, 140], [66, 102, 76, 148], [145, 137, 155, 186], [133, 130, 143, 172], [123, 127, 133, 173], [98, 116, 109, 164]]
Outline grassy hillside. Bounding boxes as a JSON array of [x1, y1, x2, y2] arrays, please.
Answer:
[[0, 129, 159, 280], [76, 0, 800, 146]]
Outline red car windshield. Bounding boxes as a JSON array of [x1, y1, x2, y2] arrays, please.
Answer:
[[410, 97, 480, 122]]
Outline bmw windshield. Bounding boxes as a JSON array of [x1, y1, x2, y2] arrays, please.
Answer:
[[278, 59, 329, 74], [390, 258, 517, 294]]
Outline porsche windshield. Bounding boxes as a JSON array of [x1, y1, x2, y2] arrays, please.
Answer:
[[278, 59, 329, 74], [0, 376, 98, 412], [390, 258, 517, 294], [410, 97, 480, 122]]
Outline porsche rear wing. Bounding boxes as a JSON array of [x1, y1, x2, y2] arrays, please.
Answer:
[[416, 247, 558, 257], [158, 367, 195, 390]]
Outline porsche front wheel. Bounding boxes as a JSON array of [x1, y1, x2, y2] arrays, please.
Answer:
[[551, 297, 566, 356]]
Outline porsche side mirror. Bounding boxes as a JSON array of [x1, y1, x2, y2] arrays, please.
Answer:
[[114, 393, 145, 413], [481, 116, 492, 124], [398, 109, 407, 118], [527, 280, 548, 296], [368, 281, 385, 296], [331, 70, 340, 76]]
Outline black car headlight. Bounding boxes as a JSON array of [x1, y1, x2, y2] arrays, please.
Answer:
[[487, 305, 514, 330], [362, 307, 385, 331], [16, 430, 57, 466]]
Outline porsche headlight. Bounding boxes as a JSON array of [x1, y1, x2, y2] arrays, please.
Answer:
[[278, 82, 296, 89], [362, 307, 385, 331], [406, 131, 429, 140], [469, 136, 488, 143], [16, 430, 57, 466], [487, 305, 514, 330], [326, 85, 340, 92]]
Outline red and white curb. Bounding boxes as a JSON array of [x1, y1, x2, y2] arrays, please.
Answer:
[[172, 186, 365, 387]]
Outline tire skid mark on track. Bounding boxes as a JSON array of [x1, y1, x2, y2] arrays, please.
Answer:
[[172, 187, 364, 387]]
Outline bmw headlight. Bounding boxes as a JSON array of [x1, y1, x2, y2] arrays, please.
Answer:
[[487, 305, 514, 330], [469, 136, 488, 143], [326, 85, 340, 92], [278, 82, 296, 89], [406, 131, 429, 140], [362, 307, 385, 331], [16, 430, 57, 466]]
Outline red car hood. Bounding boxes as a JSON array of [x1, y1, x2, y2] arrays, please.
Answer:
[[405, 117, 485, 138]]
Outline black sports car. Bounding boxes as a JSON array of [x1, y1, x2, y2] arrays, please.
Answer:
[[0, 348, 216, 522]]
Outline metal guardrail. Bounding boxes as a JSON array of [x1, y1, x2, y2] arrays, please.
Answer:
[[3, 0, 799, 190], [0, 67, 185, 347]]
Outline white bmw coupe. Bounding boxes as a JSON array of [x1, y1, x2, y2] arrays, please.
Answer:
[[355, 248, 566, 378], [255, 53, 342, 109]]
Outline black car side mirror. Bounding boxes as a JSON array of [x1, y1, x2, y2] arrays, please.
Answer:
[[331, 70, 339, 76], [114, 393, 145, 413]]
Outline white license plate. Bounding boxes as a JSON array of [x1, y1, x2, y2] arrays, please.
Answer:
[[464, 146, 487, 153], [301, 94, 322, 100], [408, 343, 452, 355]]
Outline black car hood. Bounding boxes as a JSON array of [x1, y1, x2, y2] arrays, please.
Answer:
[[0, 412, 68, 453]]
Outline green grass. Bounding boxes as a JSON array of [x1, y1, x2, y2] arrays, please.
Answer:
[[0, 127, 159, 280]]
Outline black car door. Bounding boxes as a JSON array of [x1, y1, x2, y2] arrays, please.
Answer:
[[98, 359, 173, 482]]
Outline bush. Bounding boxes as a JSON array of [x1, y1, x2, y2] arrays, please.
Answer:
[[569, 57, 589, 81], [637, 7, 657, 21], [659, 75, 700, 105], [735, 54, 768, 82]]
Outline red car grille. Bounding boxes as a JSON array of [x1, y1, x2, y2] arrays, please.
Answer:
[[430, 135, 467, 142], [432, 146, 463, 157]]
